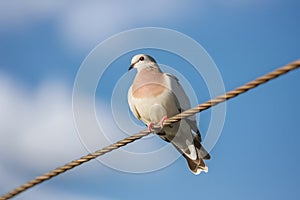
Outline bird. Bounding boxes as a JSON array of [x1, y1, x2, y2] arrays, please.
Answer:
[[127, 54, 210, 175]]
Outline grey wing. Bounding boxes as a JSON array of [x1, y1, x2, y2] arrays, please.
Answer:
[[163, 73, 206, 161], [165, 73, 190, 111], [164, 73, 200, 134], [127, 86, 141, 120]]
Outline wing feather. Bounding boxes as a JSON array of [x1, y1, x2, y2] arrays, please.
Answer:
[[164, 73, 199, 133]]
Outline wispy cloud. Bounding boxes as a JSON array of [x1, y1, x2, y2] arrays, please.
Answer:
[[0, 73, 91, 198], [0, 0, 188, 52], [0, 74, 84, 171], [0, 72, 177, 197], [0, 0, 274, 53]]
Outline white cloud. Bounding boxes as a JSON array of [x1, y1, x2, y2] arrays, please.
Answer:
[[0, 0, 187, 51], [58, 0, 187, 51], [0, 75, 84, 171], [0, 74, 104, 199], [0, 0, 274, 52], [0, 72, 179, 198], [0, 1, 69, 27]]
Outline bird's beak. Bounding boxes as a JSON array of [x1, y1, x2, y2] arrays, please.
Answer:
[[128, 64, 134, 71], [128, 61, 137, 71]]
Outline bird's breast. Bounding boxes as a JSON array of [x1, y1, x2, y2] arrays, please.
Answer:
[[132, 84, 166, 98], [132, 70, 167, 99]]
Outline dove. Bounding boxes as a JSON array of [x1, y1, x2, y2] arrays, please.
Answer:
[[128, 54, 210, 175]]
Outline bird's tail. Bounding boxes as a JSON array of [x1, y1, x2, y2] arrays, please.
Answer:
[[184, 135, 210, 175], [185, 156, 208, 175]]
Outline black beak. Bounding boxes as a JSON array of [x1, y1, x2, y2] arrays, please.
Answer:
[[128, 61, 137, 71], [128, 64, 134, 71]]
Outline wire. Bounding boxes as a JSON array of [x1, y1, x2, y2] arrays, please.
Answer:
[[1, 59, 299, 200]]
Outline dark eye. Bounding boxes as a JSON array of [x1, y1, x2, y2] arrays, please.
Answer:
[[139, 56, 144, 61]]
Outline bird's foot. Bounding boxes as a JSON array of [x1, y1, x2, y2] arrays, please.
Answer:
[[159, 115, 168, 128], [148, 116, 168, 133], [148, 122, 155, 132]]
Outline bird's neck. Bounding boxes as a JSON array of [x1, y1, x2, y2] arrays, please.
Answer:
[[136, 64, 162, 73]]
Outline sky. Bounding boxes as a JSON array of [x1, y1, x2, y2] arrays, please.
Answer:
[[0, 0, 300, 200]]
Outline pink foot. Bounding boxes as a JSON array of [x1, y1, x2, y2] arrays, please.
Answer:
[[148, 122, 155, 132], [159, 115, 168, 128]]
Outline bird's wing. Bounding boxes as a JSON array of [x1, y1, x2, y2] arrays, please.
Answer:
[[164, 73, 190, 111], [164, 73, 199, 134]]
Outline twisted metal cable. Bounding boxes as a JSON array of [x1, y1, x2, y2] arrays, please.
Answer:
[[1, 59, 300, 200], [0, 130, 151, 200], [163, 59, 300, 125]]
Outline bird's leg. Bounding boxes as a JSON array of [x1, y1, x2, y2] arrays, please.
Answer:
[[148, 122, 155, 132], [148, 116, 168, 132], [159, 115, 168, 128]]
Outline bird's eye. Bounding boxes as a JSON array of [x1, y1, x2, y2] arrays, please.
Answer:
[[139, 56, 144, 61]]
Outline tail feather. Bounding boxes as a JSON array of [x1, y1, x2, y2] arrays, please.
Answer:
[[193, 135, 210, 160], [185, 135, 210, 175], [185, 156, 208, 175], [160, 123, 210, 175]]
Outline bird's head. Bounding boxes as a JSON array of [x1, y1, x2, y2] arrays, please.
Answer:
[[128, 54, 158, 72]]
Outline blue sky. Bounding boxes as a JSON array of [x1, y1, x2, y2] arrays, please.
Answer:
[[0, 1, 300, 200]]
